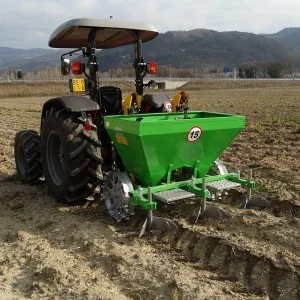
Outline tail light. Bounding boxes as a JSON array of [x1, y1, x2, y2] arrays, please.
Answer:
[[149, 62, 157, 74], [72, 61, 85, 75]]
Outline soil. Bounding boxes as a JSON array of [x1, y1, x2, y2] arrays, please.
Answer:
[[0, 83, 299, 299]]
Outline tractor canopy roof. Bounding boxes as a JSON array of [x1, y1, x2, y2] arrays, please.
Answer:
[[49, 18, 159, 49]]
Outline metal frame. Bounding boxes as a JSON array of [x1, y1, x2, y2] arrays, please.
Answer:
[[51, 18, 159, 103], [59, 27, 152, 106], [130, 171, 255, 211], [49, 18, 159, 49]]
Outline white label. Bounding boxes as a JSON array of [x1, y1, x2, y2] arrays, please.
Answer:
[[187, 126, 202, 142], [164, 101, 172, 113]]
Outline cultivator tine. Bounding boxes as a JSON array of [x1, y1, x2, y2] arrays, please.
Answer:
[[238, 170, 270, 209], [249, 195, 270, 208], [139, 187, 178, 237], [239, 195, 270, 209], [195, 177, 229, 222], [194, 203, 229, 222], [139, 218, 148, 237], [202, 205, 229, 218], [139, 217, 178, 237], [151, 216, 178, 231]]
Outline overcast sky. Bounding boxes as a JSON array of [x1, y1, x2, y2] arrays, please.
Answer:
[[0, 0, 299, 49]]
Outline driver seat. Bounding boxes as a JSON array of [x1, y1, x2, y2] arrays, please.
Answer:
[[99, 86, 122, 115]]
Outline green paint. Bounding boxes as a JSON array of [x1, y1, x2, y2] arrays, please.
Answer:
[[104, 111, 245, 187], [129, 173, 254, 210], [131, 196, 157, 210]]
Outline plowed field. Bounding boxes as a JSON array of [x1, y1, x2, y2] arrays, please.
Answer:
[[0, 81, 299, 299]]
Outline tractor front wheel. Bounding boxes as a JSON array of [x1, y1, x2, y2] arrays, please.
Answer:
[[41, 108, 102, 203], [14, 130, 43, 184]]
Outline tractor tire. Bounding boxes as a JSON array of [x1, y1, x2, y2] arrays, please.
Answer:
[[41, 108, 103, 203], [14, 130, 43, 185]]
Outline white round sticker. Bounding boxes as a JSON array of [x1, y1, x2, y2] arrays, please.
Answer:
[[164, 101, 172, 113], [187, 126, 202, 142]]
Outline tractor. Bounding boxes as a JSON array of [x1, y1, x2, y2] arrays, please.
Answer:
[[14, 18, 268, 233]]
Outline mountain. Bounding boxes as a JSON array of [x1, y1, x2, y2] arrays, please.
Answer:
[[0, 47, 52, 64], [0, 48, 53, 70], [1, 27, 300, 73], [270, 27, 300, 50], [97, 29, 299, 70], [0, 47, 65, 72]]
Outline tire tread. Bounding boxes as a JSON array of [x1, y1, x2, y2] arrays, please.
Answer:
[[14, 130, 42, 185], [41, 108, 102, 203]]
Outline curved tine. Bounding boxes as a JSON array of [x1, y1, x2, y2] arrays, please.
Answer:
[[238, 195, 270, 209], [151, 216, 178, 231], [203, 205, 229, 219], [247, 195, 270, 208], [139, 218, 148, 238]]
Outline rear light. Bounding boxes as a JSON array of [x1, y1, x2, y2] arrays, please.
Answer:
[[72, 61, 84, 75], [101, 148, 108, 156], [149, 62, 157, 74], [84, 123, 91, 131]]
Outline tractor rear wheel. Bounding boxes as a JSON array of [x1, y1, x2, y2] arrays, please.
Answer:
[[41, 108, 103, 203], [14, 130, 43, 184]]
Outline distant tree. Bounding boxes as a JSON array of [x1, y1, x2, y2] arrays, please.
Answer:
[[238, 66, 245, 78], [256, 62, 268, 78], [238, 63, 256, 78], [6, 69, 18, 80], [176, 68, 194, 78], [208, 67, 219, 74], [283, 58, 294, 77], [245, 64, 256, 78], [265, 62, 285, 78], [154, 65, 170, 77], [17, 71, 23, 79]]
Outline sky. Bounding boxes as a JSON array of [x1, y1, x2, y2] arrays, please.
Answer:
[[0, 0, 300, 49]]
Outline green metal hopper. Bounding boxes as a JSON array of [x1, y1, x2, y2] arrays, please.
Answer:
[[104, 112, 245, 187]]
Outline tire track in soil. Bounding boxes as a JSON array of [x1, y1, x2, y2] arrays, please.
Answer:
[[0, 179, 261, 300], [1, 176, 298, 299], [152, 196, 300, 298], [153, 227, 300, 300]]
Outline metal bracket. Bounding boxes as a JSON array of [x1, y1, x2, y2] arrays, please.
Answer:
[[193, 160, 201, 178], [131, 196, 157, 210], [167, 164, 174, 184]]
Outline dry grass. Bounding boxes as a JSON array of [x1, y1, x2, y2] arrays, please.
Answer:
[[0, 82, 69, 99], [181, 79, 300, 90], [0, 81, 135, 99], [3, 79, 300, 99]]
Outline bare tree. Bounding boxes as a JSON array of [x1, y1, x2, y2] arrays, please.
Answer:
[[265, 61, 285, 78]]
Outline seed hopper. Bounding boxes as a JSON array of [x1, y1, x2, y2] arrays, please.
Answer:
[[104, 111, 269, 234]]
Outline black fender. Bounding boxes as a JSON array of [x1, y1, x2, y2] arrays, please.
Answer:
[[41, 96, 99, 126]]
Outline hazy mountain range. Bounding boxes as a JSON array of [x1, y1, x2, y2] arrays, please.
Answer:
[[1, 27, 300, 73]]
